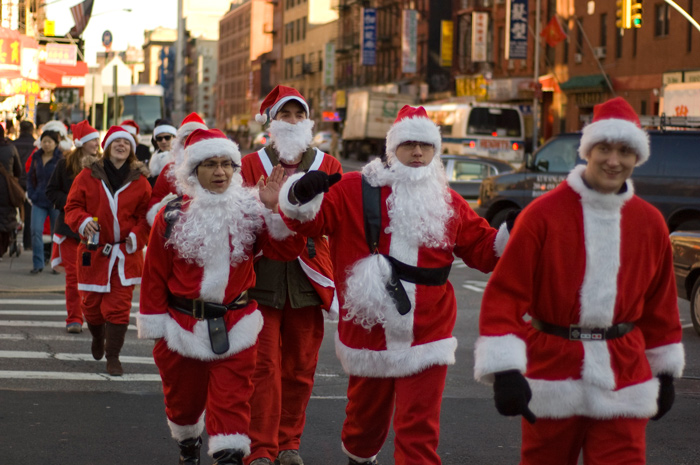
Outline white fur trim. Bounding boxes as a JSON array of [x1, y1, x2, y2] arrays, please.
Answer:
[[122, 125, 138, 136], [43, 120, 67, 136], [147, 193, 178, 227], [154, 125, 178, 136], [78, 216, 93, 236], [255, 113, 268, 124], [335, 331, 457, 377], [75, 131, 99, 148], [167, 414, 205, 442], [263, 209, 295, 240], [342, 254, 395, 330], [278, 172, 324, 222], [528, 376, 659, 419], [567, 165, 634, 206], [161, 310, 263, 361], [342, 443, 378, 464], [104, 130, 136, 152], [178, 122, 207, 139], [646, 343, 685, 377], [208, 433, 251, 457], [126, 232, 137, 254], [183, 138, 241, 175], [494, 222, 509, 257], [269, 96, 309, 120], [136, 312, 168, 339], [473, 334, 528, 384], [59, 139, 73, 152], [385, 116, 442, 159], [579, 118, 650, 166]]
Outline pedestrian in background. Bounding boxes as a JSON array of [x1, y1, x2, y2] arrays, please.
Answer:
[[46, 120, 101, 334], [64, 126, 151, 376], [278, 105, 511, 465], [0, 124, 23, 258], [145, 113, 208, 226], [26, 129, 62, 273], [242, 85, 342, 465], [12, 120, 35, 250], [147, 118, 178, 186], [474, 97, 685, 464], [138, 128, 304, 465], [121, 119, 153, 165]]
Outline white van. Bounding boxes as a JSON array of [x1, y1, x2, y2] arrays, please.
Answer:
[[423, 103, 525, 165]]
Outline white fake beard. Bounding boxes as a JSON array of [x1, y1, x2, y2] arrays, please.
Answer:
[[167, 175, 264, 267], [269, 119, 315, 163], [373, 157, 454, 248]]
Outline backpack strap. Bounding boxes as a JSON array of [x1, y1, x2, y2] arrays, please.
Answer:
[[163, 196, 185, 240], [361, 175, 381, 254]]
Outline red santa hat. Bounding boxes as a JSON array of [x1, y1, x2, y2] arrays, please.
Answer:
[[178, 112, 208, 139], [578, 96, 650, 166], [385, 105, 442, 159], [120, 120, 140, 136], [181, 128, 241, 176], [101, 125, 136, 152], [71, 120, 99, 148], [255, 85, 309, 124]]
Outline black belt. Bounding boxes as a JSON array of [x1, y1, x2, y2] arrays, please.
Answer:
[[168, 292, 249, 355], [531, 318, 635, 341], [382, 255, 451, 316]]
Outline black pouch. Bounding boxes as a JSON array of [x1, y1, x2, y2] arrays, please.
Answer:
[[82, 252, 91, 267], [207, 317, 230, 355], [385, 265, 412, 315]]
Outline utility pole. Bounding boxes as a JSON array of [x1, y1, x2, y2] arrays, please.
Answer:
[[174, 0, 185, 123], [532, 0, 541, 152]]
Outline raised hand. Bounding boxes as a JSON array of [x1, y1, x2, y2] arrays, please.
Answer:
[[258, 165, 287, 212]]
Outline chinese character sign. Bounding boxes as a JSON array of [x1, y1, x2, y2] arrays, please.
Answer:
[[324, 42, 336, 86], [402, 9, 418, 74], [441, 20, 453, 67], [471, 12, 488, 63], [361, 8, 377, 66], [506, 0, 529, 60], [46, 44, 78, 66]]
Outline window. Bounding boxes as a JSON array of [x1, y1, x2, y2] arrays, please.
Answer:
[[655, 3, 670, 37], [296, 19, 301, 42], [302, 17, 307, 40], [688, 0, 694, 52], [633, 27, 638, 56], [576, 17, 584, 55], [600, 14, 607, 48], [615, 27, 623, 58]]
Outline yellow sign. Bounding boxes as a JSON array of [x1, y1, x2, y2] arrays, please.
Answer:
[[455, 75, 488, 101], [440, 21, 453, 68], [44, 20, 55, 37]]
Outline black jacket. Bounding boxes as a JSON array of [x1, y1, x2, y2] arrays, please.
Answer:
[[46, 158, 80, 240], [11, 134, 35, 189]]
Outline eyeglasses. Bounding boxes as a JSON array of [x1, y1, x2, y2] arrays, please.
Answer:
[[156, 135, 173, 142], [198, 161, 238, 171]]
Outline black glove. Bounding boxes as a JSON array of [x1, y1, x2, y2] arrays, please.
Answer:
[[493, 370, 537, 424], [505, 209, 521, 233], [291, 171, 342, 204], [651, 374, 675, 421]]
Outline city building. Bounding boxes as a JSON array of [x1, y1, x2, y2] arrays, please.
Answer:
[[141, 27, 177, 118], [185, 37, 218, 127]]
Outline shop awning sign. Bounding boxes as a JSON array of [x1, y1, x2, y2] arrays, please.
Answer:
[[505, 0, 529, 60]]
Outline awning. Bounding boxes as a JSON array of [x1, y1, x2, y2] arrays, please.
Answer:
[[38, 61, 88, 88], [560, 74, 609, 91]]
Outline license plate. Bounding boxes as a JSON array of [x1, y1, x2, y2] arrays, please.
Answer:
[[479, 139, 508, 150]]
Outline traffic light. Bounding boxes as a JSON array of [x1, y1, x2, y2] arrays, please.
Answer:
[[631, 2, 643, 28], [616, 0, 632, 29]]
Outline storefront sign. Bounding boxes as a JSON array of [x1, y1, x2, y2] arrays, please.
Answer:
[[360, 8, 377, 66], [662, 72, 684, 85], [46, 43, 78, 66], [441, 21, 453, 67], [455, 74, 488, 101], [506, 0, 528, 60], [575, 92, 605, 107], [0, 27, 21, 68], [402, 10, 417, 73], [471, 12, 488, 62], [684, 70, 700, 82], [324, 42, 336, 86]]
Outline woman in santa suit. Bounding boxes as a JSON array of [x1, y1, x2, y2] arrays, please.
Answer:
[[137, 128, 304, 465], [145, 113, 208, 226], [46, 120, 101, 334], [64, 125, 152, 376]]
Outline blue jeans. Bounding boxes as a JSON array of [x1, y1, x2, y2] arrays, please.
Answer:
[[31, 205, 59, 270]]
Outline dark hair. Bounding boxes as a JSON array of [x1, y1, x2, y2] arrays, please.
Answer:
[[41, 130, 60, 144], [0, 124, 5, 144], [20, 120, 34, 135], [152, 118, 176, 148]]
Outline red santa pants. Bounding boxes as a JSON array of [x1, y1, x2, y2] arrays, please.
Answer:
[[153, 339, 257, 442], [246, 301, 324, 462], [521, 415, 648, 465], [80, 267, 134, 325], [60, 238, 83, 325], [342, 364, 447, 465]]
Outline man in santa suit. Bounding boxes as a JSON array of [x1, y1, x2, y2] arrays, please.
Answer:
[[146, 113, 208, 226], [278, 105, 510, 465], [474, 97, 685, 464], [241, 85, 342, 465], [137, 128, 304, 465]]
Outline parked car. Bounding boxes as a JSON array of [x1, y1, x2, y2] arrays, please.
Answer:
[[476, 131, 700, 231], [442, 154, 515, 200], [670, 229, 700, 336], [252, 131, 270, 151]]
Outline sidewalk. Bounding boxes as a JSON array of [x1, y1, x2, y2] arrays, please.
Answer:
[[0, 247, 67, 294]]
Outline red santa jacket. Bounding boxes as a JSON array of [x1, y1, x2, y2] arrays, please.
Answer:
[[474, 166, 685, 419], [278, 164, 507, 378], [137, 196, 305, 360], [146, 162, 179, 226], [241, 147, 342, 318], [64, 160, 151, 292]]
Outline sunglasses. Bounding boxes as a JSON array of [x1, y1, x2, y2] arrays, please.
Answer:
[[156, 135, 173, 142]]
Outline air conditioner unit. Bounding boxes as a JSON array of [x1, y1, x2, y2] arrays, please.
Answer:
[[574, 53, 583, 64], [593, 46, 607, 59], [507, 60, 514, 70]]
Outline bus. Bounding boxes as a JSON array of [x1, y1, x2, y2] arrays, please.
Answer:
[[423, 102, 525, 165], [91, 84, 164, 137]]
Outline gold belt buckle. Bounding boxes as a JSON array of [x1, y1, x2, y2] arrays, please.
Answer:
[[192, 299, 206, 320]]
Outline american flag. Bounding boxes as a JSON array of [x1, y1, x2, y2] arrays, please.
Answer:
[[69, 0, 95, 37]]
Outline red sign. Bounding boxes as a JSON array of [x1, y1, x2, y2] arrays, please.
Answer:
[[0, 27, 21, 68]]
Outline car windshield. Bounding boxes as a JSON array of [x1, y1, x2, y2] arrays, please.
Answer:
[[467, 108, 522, 137], [533, 136, 581, 172]]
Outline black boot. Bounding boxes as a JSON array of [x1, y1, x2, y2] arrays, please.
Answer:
[[177, 437, 201, 465], [212, 449, 244, 465], [87, 323, 105, 360], [348, 459, 378, 465], [105, 322, 128, 376]]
